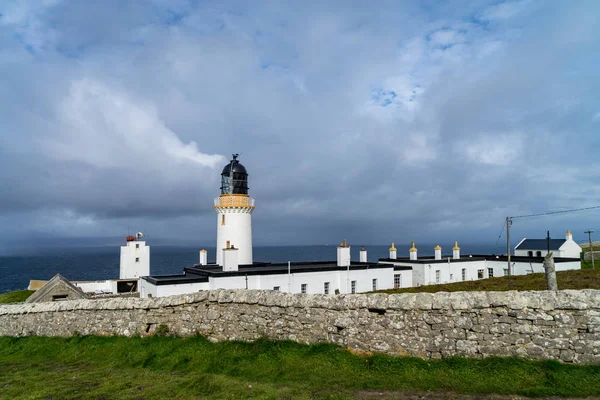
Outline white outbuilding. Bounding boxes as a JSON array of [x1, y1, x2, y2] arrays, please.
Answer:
[[514, 231, 581, 259]]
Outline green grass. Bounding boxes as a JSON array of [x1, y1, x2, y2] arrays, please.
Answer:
[[378, 268, 600, 294], [0, 336, 598, 399], [0, 290, 33, 304]]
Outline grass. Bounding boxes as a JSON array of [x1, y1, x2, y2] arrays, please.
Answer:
[[0, 336, 598, 399], [0, 290, 33, 304], [378, 268, 600, 294]]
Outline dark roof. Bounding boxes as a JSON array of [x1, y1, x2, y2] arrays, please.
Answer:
[[221, 159, 247, 175], [515, 239, 566, 250], [143, 272, 209, 286], [143, 260, 405, 284], [184, 260, 396, 278]]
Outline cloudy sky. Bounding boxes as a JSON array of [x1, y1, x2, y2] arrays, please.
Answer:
[[1, 0, 599, 252]]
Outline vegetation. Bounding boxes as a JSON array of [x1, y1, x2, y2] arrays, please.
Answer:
[[0, 336, 598, 399], [0, 290, 33, 304], [378, 268, 600, 294]]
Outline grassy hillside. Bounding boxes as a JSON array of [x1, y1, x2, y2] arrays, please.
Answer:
[[0, 336, 598, 399], [0, 290, 33, 304], [378, 268, 600, 294]]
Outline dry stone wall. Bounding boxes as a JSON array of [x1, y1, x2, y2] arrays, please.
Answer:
[[1, 289, 599, 364]]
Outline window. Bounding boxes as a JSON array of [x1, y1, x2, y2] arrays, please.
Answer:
[[435, 270, 440, 284], [462, 268, 466, 281], [450, 273, 453, 281], [324, 282, 330, 294], [394, 274, 401, 289], [301, 284, 307, 294], [135, 257, 140, 263], [221, 215, 225, 225], [136, 243, 139, 249], [527, 250, 533, 257], [536, 251, 542, 257], [52, 294, 68, 301], [273, 286, 280, 291], [477, 269, 484, 279], [372, 279, 377, 291], [503, 269, 509, 276], [351, 281, 357, 294], [488, 268, 494, 278]]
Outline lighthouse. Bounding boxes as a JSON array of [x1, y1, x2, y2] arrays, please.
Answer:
[[215, 154, 254, 266]]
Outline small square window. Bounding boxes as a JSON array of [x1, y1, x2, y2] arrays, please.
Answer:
[[135, 257, 140, 263], [351, 281, 357, 294], [461, 268, 466, 281], [477, 269, 484, 279], [301, 284, 307, 294], [435, 270, 440, 284], [536, 251, 542, 257], [324, 282, 330, 294], [136, 243, 139, 249], [372, 278, 377, 291], [273, 286, 280, 291]]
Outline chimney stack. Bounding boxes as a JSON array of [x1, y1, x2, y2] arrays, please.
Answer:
[[359, 246, 367, 263], [337, 239, 351, 267], [199, 249, 207, 266], [434, 245, 442, 260], [566, 230, 573, 241], [389, 242, 397, 259], [409, 241, 418, 261], [223, 243, 239, 271], [452, 241, 460, 259]]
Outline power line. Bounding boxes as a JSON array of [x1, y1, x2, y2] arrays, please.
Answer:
[[495, 221, 505, 246], [511, 205, 600, 220]]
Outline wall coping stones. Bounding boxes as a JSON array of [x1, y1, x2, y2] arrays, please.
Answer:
[[1, 289, 598, 316]]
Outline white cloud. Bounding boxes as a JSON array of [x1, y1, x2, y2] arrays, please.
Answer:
[[47, 79, 225, 171], [0, 0, 62, 51], [462, 134, 523, 166], [480, 0, 534, 21]]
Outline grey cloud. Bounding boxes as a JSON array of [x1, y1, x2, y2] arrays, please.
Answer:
[[0, 0, 599, 248]]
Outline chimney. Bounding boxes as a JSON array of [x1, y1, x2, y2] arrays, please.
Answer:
[[409, 241, 418, 261], [434, 245, 442, 260], [223, 244, 239, 271], [337, 239, 351, 267], [360, 246, 367, 263], [566, 230, 573, 241], [452, 241, 460, 259], [199, 249, 208, 266], [389, 242, 397, 259]]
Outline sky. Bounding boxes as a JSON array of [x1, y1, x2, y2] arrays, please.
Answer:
[[0, 0, 599, 252]]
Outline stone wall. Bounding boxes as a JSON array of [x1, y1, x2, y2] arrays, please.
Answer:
[[584, 251, 600, 261], [1, 289, 598, 364]]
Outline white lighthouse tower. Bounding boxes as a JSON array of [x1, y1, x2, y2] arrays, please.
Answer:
[[215, 154, 254, 266]]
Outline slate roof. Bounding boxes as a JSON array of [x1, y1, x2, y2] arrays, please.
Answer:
[[515, 239, 566, 251], [26, 273, 88, 303]]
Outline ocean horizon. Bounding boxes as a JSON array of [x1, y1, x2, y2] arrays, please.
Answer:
[[0, 243, 507, 293]]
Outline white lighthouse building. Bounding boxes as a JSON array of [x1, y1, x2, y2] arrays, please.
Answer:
[[215, 154, 254, 266]]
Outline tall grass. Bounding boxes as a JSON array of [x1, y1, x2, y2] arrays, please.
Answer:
[[0, 336, 598, 399]]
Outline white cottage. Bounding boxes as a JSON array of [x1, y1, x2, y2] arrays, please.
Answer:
[[514, 231, 581, 259]]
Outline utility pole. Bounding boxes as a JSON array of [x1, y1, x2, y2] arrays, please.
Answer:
[[547, 231, 551, 254], [585, 230, 595, 269], [506, 216, 512, 275]]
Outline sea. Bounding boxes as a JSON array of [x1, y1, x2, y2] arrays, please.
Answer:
[[0, 243, 504, 293]]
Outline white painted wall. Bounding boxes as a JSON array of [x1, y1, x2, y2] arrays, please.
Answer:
[[143, 266, 414, 297], [74, 280, 114, 293], [216, 207, 253, 266], [120, 241, 150, 279]]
